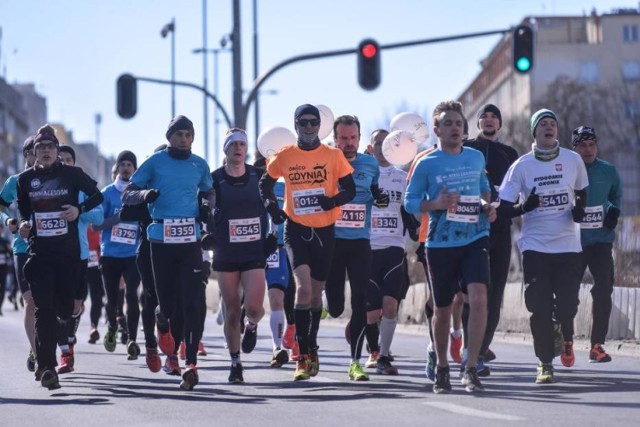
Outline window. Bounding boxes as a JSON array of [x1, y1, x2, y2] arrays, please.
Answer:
[[622, 61, 640, 80], [580, 62, 599, 83], [623, 25, 639, 42]]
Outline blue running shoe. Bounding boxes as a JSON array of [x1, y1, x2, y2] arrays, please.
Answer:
[[425, 343, 436, 381]]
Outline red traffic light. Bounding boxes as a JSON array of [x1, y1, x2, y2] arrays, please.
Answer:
[[361, 43, 378, 59]]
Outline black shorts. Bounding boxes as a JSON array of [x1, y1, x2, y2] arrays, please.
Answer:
[[213, 259, 265, 273], [284, 220, 335, 282], [426, 237, 490, 308], [367, 246, 405, 311]]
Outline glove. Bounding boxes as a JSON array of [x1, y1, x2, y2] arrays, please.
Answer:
[[264, 233, 278, 258], [265, 201, 288, 225], [317, 195, 336, 211], [143, 189, 160, 203], [603, 206, 620, 229], [373, 193, 390, 209], [200, 261, 211, 286], [201, 233, 216, 250], [199, 199, 212, 223], [572, 205, 586, 223], [521, 187, 539, 213], [415, 242, 426, 266], [6, 218, 18, 233]]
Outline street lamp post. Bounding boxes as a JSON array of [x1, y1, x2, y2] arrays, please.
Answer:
[[161, 18, 176, 118]]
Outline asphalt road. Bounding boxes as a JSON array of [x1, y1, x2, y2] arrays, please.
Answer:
[[1, 305, 639, 426]]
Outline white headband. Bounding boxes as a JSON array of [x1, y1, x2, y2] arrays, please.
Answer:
[[223, 130, 248, 152]]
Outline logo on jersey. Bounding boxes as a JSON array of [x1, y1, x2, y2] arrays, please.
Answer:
[[555, 164, 562, 172], [287, 164, 328, 185], [30, 179, 41, 189]]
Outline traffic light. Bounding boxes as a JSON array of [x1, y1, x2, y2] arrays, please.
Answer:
[[357, 38, 381, 90], [513, 25, 534, 74], [117, 74, 137, 119]]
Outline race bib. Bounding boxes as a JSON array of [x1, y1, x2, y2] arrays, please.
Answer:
[[35, 211, 68, 237], [111, 222, 138, 245], [229, 217, 261, 243], [371, 211, 400, 235], [538, 187, 570, 212], [292, 188, 325, 216], [266, 250, 279, 268], [163, 218, 197, 244], [581, 205, 604, 229], [446, 195, 480, 223], [88, 250, 99, 267], [336, 203, 366, 228]]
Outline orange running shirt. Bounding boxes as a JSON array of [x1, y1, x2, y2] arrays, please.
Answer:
[[406, 146, 437, 243], [266, 143, 354, 228]]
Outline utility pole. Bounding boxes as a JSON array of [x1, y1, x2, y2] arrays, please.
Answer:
[[232, 0, 243, 127], [201, 0, 209, 162], [252, 0, 260, 144]]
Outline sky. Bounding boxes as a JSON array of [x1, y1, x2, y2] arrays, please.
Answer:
[[2, 0, 639, 169]]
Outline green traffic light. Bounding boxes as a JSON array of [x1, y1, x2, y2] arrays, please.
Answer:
[[516, 57, 531, 72]]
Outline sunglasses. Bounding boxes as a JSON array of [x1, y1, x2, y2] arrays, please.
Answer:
[[297, 118, 320, 127], [35, 142, 57, 150]]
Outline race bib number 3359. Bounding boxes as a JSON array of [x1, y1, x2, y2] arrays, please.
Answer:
[[163, 218, 197, 243]]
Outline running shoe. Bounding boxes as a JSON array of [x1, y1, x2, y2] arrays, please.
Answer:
[[163, 355, 181, 376], [365, 351, 379, 368], [589, 343, 612, 363], [155, 307, 175, 356], [228, 363, 244, 384], [388, 350, 395, 362], [376, 355, 398, 375], [270, 348, 289, 368], [345, 320, 351, 345], [41, 369, 61, 390], [433, 366, 452, 394], [476, 358, 491, 377], [320, 307, 328, 320], [127, 340, 141, 361], [57, 347, 75, 374], [180, 364, 199, 391], [27, 349, 36, 372], [553, 323, 564, 357], [561, 341, 575, 367], [88, 328, 100, 344], [348, 361, 369, 381], [449, 332, 462, 363], [308, 347, 319, 377], [34, 367, 43, 381], [289, 340, 300, 361], [282, 324, 296, 350], [536, 363, 554, 384], [241, 323, 258, 353], [146, 346, 162, 373], [484, 348, 496, 363], [426, 343, 436, 381], [198, 341, 207, 356], [461, 367, 485, 392], [293, 357, 310, 381], [103, 329, 117, 352], [178, 341, 186, 360]]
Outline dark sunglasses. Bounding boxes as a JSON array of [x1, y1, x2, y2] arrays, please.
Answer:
[[297, 118, 320, 127]]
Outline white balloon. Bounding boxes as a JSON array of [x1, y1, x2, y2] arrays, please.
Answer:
[[316, 104, 335, 141], [257, 126, 296, 159], [390, 112, 429, 144], [382, 130, 418, 166]]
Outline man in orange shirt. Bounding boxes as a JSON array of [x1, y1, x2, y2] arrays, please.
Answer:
[[260, 104, 355, 381]]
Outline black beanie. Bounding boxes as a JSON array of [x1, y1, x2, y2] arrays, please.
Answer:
[[59, 145, 76, 163], [116, 150, 137, 169], [294, 104, 320, 122], [166, 115, 195, 141], [477, 104, 502, 129], [22, 136, 35, 155]]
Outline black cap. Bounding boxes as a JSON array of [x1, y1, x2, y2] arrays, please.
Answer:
[[477, 104, 502, 129], [166, 115, 195, 141], [116, 150, 137, 169], [572, 125, 597, 147]]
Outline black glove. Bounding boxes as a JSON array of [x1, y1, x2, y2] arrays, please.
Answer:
[[373, 193, 390, 209], [200, 261, 211, 286], [265, 201, 288, 225], [201, 233, 216, 250], [199, 199, 212, 223], [143, 189, 160, 203], [317, 195, 336, 211], [603, 206, 620, 230], [264, 233, 278, 258], [572, 205, 586, 223], [415, 242, 426, 266], [521, 187, 539, 213]]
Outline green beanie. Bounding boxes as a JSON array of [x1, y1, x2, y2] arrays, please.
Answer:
[[530, 108, 557, 137]]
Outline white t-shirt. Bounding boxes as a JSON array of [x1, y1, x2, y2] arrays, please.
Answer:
[[371, 165, 407, 250], [499, 148, 588, 254]]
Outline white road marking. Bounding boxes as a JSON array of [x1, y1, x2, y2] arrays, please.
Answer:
[[424, 401, 525, 421]]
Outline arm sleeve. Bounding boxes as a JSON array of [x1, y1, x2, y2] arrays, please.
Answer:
[[334, 174, 355, 207], [92, 215, 119, 230], [16, 178, 31, 222], [121, 183, 148, 205], [75, 169, 103, 213], [259, 173, 278, 204]]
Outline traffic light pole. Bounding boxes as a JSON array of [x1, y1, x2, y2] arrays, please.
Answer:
[[239, 27, 511, 129]]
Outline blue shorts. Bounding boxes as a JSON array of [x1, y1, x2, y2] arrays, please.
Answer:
[[266, 246, 289, 291]]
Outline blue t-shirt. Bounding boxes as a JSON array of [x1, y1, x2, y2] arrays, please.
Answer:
[[79, 192, 104, 260], [130, 150, 212, 242], [101, 184, 140, 257], [404, 146, 491, 248], [0, 174, 28, 255], [335, 153, 379, 240]]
